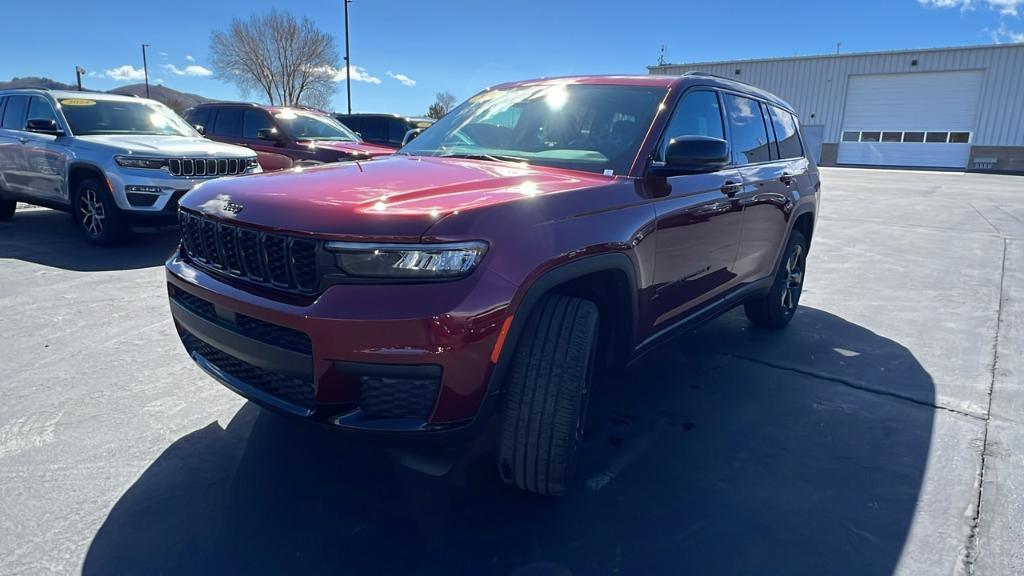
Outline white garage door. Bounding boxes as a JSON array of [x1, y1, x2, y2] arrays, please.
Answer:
[[837, 70, 983, 169]]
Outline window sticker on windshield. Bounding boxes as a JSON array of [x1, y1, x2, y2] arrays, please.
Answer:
[[60, 99, 96, 106]]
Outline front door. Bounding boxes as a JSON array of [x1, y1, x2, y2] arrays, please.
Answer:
[[647, 89, 744, 334], [22, 96, 69, 205]]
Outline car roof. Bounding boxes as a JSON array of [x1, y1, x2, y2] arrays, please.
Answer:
[[0, 88, 156, 104], [335, 113, 434, 122], [484, 73, 795, 113], [191, 101, 331, 115]]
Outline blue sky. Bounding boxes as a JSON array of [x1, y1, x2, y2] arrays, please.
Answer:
[[0, 0, 1021, 116]]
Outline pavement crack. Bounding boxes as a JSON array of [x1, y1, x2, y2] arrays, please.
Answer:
[[963, 237, 1007, 575], [727, 353, 984, 421], [969, 203, 1002, 235]]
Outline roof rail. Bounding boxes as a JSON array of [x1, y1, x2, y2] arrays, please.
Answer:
[[681, 70, 755, 87]]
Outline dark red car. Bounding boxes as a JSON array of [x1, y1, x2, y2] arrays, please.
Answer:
[[167, 74, 819, 495], [183, 103, 394, 171]]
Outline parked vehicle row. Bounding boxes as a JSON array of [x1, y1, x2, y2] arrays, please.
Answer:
[[0, 90, 434, 242], [165, 73, 819, 496], [334, 113, 433, 148], [183, 103, 394, 171], [0, 89, 260, 243]]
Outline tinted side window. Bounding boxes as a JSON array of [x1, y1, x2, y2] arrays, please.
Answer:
[[186, 108, 211, 131], [359, 118, 386, 141], [658, 90, 724, 161], [388, 119, 410, 144], [2, 95, 29, 130], [27, 97, 58, 123], [723, 93, 771, 165], [242, 110, 274, 139], [769, 105, 802, 159], [212, 108, 243, 138], [337, 117, 359, 133]]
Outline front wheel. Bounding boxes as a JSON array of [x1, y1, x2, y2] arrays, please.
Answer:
[[498, 294, 599, 497], [73, 178, 129, 245], [744, 230, 808, 329]]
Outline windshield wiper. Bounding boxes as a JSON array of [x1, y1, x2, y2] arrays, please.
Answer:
[[438, 152, 528, 164]]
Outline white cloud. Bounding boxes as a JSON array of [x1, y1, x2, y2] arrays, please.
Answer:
[[987, 22, 1024, 42], [320, 65, 382, 84], [185, 54, 195, 62], [163, 64, 213, 77], [386, 71, 417, 87], [918, 0, 1024, 15], [104, 64, 147, 81], [158, 51, 169, 59], [154, 78, 165, 85]]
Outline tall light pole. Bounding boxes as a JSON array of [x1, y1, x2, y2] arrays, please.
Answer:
[[75, 66, 85, 91], [141, 43, 151, 98], [343, 0, 352, 114]]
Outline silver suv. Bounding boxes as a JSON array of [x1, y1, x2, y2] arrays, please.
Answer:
[[0, 89, 260, 244]]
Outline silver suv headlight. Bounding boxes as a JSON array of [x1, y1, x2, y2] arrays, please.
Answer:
[[324, 241, 487, 278], [114, 155, 167, 170]]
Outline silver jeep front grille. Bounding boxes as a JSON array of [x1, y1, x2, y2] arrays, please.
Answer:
[[168, 157, 247, 177]]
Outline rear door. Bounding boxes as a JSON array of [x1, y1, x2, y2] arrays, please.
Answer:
[[22, 96, 69, 204], [0, 95, 30, 195], [721, 93, 792, 283], [734, 102, 808, 281], [648, 89, 744, 332]]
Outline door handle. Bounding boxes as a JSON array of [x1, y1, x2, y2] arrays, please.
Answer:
[[780, 172, 795, 186], [721, 180, 741, 197], [17, 136, 29, 144]]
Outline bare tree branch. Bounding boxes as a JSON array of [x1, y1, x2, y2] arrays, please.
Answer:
[[209, 9, 339, 109]]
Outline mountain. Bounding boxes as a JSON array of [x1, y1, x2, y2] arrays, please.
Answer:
[[107, 84, 210, 112], [0, 77, 211, 112], [0, 76, 78, 91]]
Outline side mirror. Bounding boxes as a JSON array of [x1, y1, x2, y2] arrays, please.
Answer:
[[401, 128, 424, 147], [257, 128, 282, 141], [650, 135, 730, 176], [26, 118, 63, 136], [194, 124, 206, 135]]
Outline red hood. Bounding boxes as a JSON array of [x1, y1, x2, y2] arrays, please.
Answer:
[[299, 139, 395, 157], [180, 155, 613, 240]]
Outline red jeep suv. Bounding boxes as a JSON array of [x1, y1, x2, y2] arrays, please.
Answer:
[[166, 74, 819, 496], [183, 103, 394, 171]]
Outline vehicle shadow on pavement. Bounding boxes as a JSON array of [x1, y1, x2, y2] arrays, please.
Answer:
[[0, 209, 178, 271], [83, 307, 935, 576]]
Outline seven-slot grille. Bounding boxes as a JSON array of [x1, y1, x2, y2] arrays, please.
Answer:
[[178, 210, 321, 294], [168, 157, 247, 177]]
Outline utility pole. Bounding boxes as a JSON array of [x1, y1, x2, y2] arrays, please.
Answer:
[[343, 0, 352, 114], [141, 43, 151, 98], [75, 66, 85, 91]]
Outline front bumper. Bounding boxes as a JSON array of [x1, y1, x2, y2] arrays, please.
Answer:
[[166, 251, 517, 441], [107, 165, 261, 214]]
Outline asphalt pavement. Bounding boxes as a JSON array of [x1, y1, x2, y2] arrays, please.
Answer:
[[1, 167, 1022, 575]]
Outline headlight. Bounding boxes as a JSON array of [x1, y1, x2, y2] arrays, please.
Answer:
[[324, 241, 487, 278], [245, 157, 260, 169], [115, 155, 167, 169]]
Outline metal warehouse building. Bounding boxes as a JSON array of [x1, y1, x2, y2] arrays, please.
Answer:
[[649, 44, 1024, 173]]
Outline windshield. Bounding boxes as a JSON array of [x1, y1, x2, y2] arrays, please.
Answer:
[[59, 98, 197, 137], [400, 83, 667, 175], [273, 110, 359, 141]]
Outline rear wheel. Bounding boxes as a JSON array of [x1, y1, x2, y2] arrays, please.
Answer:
[[73, 178, 129, 245], [498, 294, 599, 497], [0, 198, 14, 221], [744, 230, 808, 329]]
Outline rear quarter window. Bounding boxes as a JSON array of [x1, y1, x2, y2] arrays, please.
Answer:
[[768, 105, 803, 159]]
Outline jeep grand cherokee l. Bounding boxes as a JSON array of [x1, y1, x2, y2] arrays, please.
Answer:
[[0, 89, 259, 244], [183, 103, 394, 172], [167, 74, 819, 496]]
